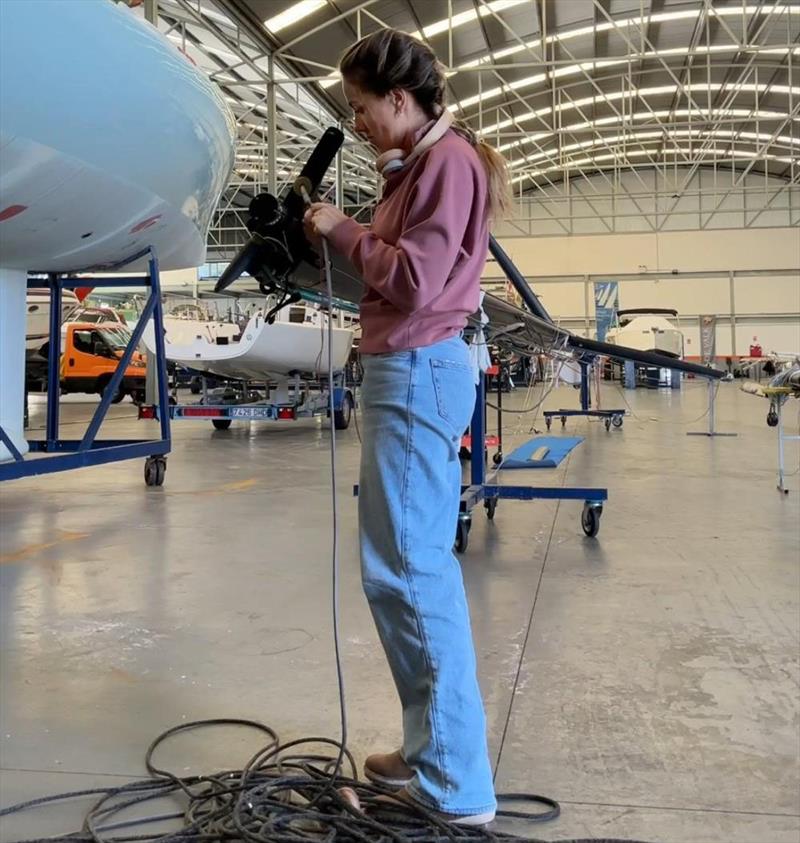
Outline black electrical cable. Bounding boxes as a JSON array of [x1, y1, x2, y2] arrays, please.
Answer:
[[319, 232, 349, 796], [1, 716, 652, 843]]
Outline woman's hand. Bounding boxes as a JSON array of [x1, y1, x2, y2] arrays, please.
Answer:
[[303, 202, 348, 239]]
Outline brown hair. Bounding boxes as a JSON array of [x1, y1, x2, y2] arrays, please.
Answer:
[[339, 28, 511, 222]]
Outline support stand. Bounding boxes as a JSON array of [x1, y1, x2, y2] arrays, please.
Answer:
[[766, 391, 799, 494], [624, 360, 636, 389], [687, 378, 737, 438], [776, 399, 797, 494], [0, 248, 172, 484]]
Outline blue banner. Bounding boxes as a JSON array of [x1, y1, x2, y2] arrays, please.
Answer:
[[594, 281, 619, 342]]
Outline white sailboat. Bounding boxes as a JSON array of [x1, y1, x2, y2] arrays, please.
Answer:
[[25, 289, 82, 353], [141, 300, 355, 381]]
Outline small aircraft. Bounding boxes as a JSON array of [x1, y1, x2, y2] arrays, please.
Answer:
[[740, 357, 800, 426]]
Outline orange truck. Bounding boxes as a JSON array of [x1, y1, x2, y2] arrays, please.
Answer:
[[59, 322, 146, 403]]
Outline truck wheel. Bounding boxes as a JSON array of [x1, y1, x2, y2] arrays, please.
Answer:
[[99, 379, 125, 403]]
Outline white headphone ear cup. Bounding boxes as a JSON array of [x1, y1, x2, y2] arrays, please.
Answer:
[[375, 112, 454, 177], [375, 148, 405, 176], [381, 158, 405, 175]]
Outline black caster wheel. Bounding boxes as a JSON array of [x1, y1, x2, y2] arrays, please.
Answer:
[[334, 393, 353, 430], [545, 417, 552, 431], [561, 416, 567, 427], [212, 418, 232, 430], [454, 517, 471, 553], [612, 414, 623, 428], [492, 451, 503, 466], [604, 418, 611, 431], [144, 456, 166, 487], [484, 498, 498, 521], [767, 410, 779, 427], [581, 503, 602, 537]]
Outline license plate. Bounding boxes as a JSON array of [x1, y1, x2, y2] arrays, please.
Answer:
[[229, 406, 275, 419]]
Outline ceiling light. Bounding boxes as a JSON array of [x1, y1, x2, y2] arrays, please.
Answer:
[[319, 73, 341, 89], [509, 129, 795, 172], [265, 0, 326, 34], [456, 5, 794, 76], [411, 0, 528, 40], [509, 147, 792, 184], [475, 82, 800, 137], [454, 53, 800, 115], [495, 108, 797, 154]]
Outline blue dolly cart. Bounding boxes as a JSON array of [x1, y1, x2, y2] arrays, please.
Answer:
[[455, 369, 608, 552], [0, 249, 171, 486]]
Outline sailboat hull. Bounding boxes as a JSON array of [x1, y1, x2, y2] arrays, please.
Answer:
[[142, 314, 354, 381]]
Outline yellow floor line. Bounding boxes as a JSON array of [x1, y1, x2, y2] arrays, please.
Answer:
[[186, 477, 258, 496], [0, 531, 91, 565]]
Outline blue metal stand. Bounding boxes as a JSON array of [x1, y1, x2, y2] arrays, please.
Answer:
[[455, 371, 608, 551], [0, 249, 171, 485], [543, 359, 626, 432], [624, 360, 636, 389]]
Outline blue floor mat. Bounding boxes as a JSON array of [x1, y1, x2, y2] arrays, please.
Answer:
[[499, 436, 584, 469]]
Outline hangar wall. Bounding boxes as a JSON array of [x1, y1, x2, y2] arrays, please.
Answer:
[[489, 226, 800, 358]]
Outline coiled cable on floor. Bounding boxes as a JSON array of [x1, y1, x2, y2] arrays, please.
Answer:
[[2, 717, 659, 843]]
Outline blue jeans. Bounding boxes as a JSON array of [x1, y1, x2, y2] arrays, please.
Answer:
[[359, 334, 496, 816]]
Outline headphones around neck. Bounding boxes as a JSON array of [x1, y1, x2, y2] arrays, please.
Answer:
[[375, 109, 454, 177]]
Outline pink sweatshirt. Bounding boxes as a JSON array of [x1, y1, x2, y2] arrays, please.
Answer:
[[326, 127, 489, 354]]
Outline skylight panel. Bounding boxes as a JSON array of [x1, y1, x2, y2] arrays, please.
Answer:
[[265, 0, 326, 35]]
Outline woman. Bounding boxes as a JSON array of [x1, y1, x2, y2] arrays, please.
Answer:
[[304, 28, 509, 826]]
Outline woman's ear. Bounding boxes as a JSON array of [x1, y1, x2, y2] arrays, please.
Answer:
[[389, 87, 406, 116]]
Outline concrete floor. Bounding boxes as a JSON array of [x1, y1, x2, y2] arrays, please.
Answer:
[[1, 380, 798, 842]]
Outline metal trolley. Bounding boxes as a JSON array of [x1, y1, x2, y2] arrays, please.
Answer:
[[455, 370, 608, 552], [543, 360, 626, 433]]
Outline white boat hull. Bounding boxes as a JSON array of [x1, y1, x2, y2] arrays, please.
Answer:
[[26, 289, 81, 352], [161, 317, 242, 347], [605, 317, 683, 358], [0, 0, 235, 461], [142, 314, 354, 381], [0, 0, 235, 273]]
